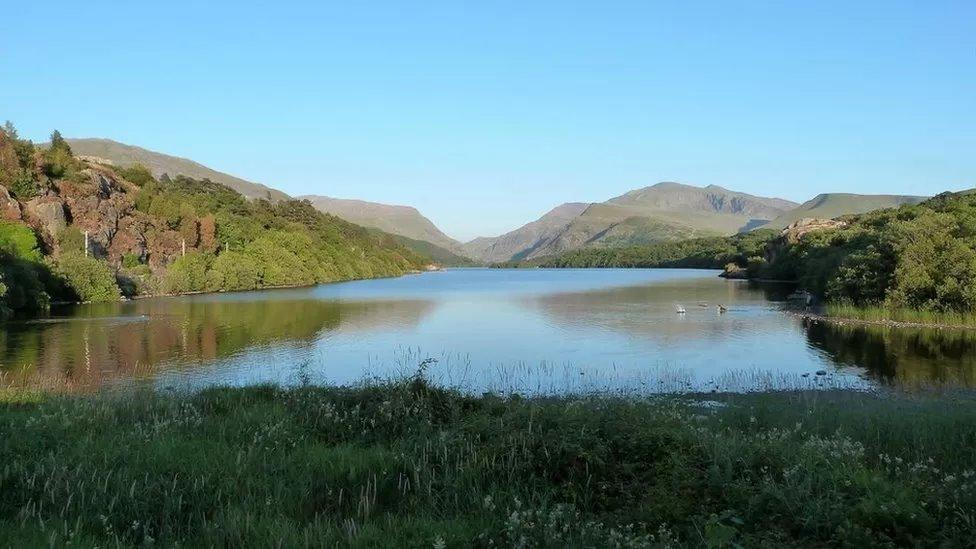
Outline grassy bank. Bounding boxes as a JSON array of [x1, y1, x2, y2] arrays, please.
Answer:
[[2, 381, 976, 547], [825, 302, 976, 328]]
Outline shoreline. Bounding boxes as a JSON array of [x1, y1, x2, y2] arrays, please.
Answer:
[[790, 309, 976, 331]]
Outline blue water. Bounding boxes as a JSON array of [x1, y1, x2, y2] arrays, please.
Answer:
[[2, 268, 968, 393]]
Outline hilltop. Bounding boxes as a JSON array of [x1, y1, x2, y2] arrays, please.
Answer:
[[299, 195, 464, 255], [59, 138, 290, 201], [464, 183, 795, 263], [762, 193, 926, 230]]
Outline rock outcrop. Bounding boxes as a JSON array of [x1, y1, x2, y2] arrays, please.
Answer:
[[24, 197, 67, 246], [4, 160, 201, 270], [0, 185, 21, 220], [779, 218, 848, 244]]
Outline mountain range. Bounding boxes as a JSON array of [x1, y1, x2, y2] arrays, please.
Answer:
[[60, 138, 932, 265], [463, 183, 798, 263]]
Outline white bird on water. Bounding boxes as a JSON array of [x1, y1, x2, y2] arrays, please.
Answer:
[[674, 304, 686, 314]]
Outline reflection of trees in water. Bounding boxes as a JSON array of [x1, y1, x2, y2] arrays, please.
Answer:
[[804, 320, 976, 388], [1, 298, 434, 389]]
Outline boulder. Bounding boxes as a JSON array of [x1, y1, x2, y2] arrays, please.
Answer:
[[0, 185, 21, 221], [24, 197, 67, 244]]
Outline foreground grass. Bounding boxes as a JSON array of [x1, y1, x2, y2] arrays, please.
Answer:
[[826, 302, 976, 327], [2, 382, 976, 547]]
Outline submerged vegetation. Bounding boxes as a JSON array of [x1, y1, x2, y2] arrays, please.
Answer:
[[0, 122, 429, 318], [1, 380, 975, 546]]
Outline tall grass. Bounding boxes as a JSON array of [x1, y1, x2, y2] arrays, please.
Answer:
[[2, 379, 976, 546], [826, 302, 976, 327]]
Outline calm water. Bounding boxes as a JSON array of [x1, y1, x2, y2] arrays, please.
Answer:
[[2, 268, 974, 393]]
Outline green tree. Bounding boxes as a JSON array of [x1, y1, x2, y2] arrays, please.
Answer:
[[161, 253, 213, 294], [52, 252, 121, 302], [206, 251, 261, 291], [118, 163, 155, 187]]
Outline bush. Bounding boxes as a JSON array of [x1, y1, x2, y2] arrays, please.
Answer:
[[7, 171, 39, 199], [52, 252, 121, 302], [121, 253, 143, 268], [117, 164, 155, 187], [206, 251, 261, 291], [56, 227, 86, 255], [0, 253, 51, 316], [0, 221, 42, 261], [161, 253, 213, 294]]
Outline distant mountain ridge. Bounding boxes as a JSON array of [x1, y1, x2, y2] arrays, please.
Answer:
[[59, 138, 468, 262], [298, 195, 463, 254], [464, 182, 797, 263], [462, 203, 588, 262], [61, 138, 289, 201], [763, 193, 927, 231]]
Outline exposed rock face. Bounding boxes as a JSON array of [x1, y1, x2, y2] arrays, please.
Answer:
[[761, 217, 850, 266], [24, 197, 67, 246], [780, 218, 848, 243], [58, 169, 138, 257], [0, 185, 21, 220]]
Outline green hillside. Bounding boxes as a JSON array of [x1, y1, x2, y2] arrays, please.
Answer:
[[762, 193, 926, 230], [383, 233, 477, 266], [59, 138, 290, 201], [0, 126, 426, 318], [300, 195, 464, 254]]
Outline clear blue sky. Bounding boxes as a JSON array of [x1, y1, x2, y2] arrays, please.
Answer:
[[2, 1, 974, 241]]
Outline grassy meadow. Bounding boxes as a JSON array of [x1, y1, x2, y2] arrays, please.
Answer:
[[2, 378, 976, 547]]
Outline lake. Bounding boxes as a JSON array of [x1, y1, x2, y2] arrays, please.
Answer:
[[2, 268, 974, 393]]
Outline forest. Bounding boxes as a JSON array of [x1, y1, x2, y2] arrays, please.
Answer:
[[0, 125, 428, 318]]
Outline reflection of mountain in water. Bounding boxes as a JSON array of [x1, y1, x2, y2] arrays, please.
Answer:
[[0, 297, 434, 389], [804, 320, 976, 388], [528, 278, 778, 343]]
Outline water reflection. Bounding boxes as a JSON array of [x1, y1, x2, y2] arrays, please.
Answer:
[[804, 320, 976, 388], [1, 296, 434, 389], [2, 269, 976, 393]]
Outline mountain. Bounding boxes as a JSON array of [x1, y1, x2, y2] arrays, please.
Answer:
[[465, 183, 797, 263], [298, 195, 464, 254], [386, 234, 477, 267], [60, 138, 290, 201], [762, 193, 927, 231], [602, 182, 797, 234], [461, 203, 589, 263]]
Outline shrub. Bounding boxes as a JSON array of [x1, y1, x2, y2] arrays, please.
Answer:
[[121, 253, 143, 269], [206, 251, 261, 291], [52, 252, 121, 302], [0, 221, 42, 261], [161, 252, 213, 294], [117, 164, 155, 187], [56, 227, 86, 255], [7, 171, 39, 199], [0, 253, 51, 316]]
